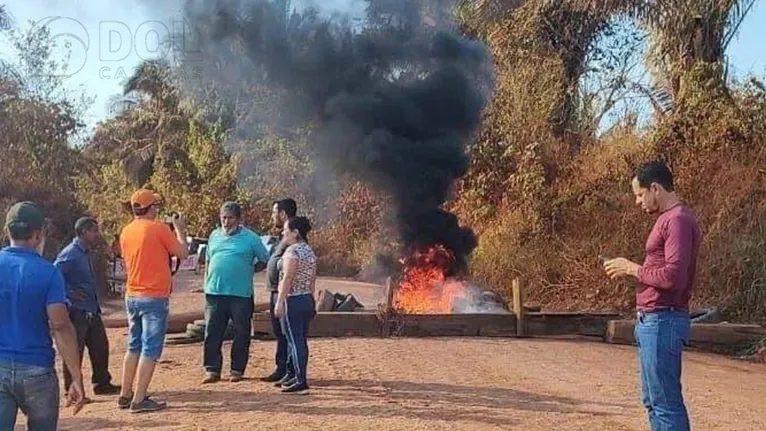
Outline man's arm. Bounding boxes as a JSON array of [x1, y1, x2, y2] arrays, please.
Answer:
[[48, 304, 82, 379], [203, 233, 214, 289], [250, 232, 271, 264], [637, 217, 695, 289], [53, 254, 84, 301], [161, 220, 189, 260], [45, 270, 83, 393], [53, 252, 71, 276], [172, 228, 190, 260]]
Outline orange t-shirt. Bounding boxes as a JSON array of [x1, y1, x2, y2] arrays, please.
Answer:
[[119, 219, 181, 298]]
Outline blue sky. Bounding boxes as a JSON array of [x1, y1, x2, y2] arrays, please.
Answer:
[[2, 0, 765, 131]]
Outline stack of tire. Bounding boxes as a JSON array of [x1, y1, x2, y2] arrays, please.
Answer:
[[315, 289, 365, 312], [185, 319, 235, 342]]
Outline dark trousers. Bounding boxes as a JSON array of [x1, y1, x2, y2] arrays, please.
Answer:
[[62, 309, 112, 391], [269, 291, 291, 376], [203, 294, 254, 375], [280, 294, 315, 385]]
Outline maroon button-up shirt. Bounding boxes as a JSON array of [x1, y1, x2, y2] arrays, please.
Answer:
[[636, 204, 702, 311]]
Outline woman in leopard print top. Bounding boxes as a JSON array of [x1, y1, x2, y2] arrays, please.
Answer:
[[274, 216, 316, 395]]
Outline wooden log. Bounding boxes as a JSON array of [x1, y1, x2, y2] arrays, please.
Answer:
[[604, 320, 635, 344], [605, 320, 766, 350], [103, 310, 203, 334], [398, 313, 517, 337], [253, 311, 381, 339], [253, 310, 621, 339], [525, 312, 621, 337], [512, 278, 525, 337], [383, 276, 396, 336], [104, 303, 269, 334]]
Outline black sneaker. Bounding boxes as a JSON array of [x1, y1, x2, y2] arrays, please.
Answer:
[[94, 383, 122, 395], [281, 381, 310, 395], [274, 375, 296, 388], [260, 370, 284, 383], [130, 397, 168, 413]]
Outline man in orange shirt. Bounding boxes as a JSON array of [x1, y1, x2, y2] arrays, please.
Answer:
[[117, 190, 189, 413]]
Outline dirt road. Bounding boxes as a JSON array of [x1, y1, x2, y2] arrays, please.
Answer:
[[24, 332, 764, 431], [17, 272, 764, 431]]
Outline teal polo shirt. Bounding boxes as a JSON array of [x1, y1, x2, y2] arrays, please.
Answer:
[[205, 226, 270, 298]]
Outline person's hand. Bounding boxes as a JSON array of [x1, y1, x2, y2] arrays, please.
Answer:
[[171, 213, 187, 232], [66, 378, 86, 415], [274, 300, 286, 318], [603, 257, 641, 280]]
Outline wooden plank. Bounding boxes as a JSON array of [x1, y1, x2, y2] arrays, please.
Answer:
[[398, 313, 516, 337], [691, 323, 765, 344], [604, 320, 635, 344], [512, 278, 525, 337], [253, 311, 620, 339], [605, 320, 766, 349], [525, 312, 622, 337], [383, 276, 396, 336], [253, 311, 382, 339]]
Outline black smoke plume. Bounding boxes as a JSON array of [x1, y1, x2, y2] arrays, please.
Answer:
[[178, 0, 494, 276]]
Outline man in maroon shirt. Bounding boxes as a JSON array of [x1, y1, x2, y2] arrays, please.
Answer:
[[604, 160, 701, 431]]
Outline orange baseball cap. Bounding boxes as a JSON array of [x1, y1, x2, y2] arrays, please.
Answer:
[[130, 189, 163, 210]]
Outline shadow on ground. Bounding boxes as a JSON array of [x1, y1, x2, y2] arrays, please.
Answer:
[[156, 379, 629, 427]]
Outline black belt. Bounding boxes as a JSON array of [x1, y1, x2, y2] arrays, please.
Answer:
[[637, 306, 688, 317]]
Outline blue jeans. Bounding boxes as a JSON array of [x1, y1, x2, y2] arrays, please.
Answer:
[[280, 294, 316, 385], [0, 360, 60, 431], [270, 291, 290, 376], [635, 310, 691, 431], [126, 297, 170, 361]]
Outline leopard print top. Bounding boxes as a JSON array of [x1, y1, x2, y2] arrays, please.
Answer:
[[278, 241, 317, 296]]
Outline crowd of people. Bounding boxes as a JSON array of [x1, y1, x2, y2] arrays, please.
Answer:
[[0, 190, 318, 427], [0, 160, 699, 431]]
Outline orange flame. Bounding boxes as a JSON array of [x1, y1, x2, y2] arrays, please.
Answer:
[[394, 245, 470, 314]]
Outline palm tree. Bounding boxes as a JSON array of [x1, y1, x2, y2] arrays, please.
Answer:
[[568, 0, 757, 107], [457, 0, 614, 138], [92, 60, 187, 183]]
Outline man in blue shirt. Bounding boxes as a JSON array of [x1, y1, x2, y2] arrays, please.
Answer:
[[0, 201, 85, 430], [55, 217, 121, 397], [202, 202, 270, 384]]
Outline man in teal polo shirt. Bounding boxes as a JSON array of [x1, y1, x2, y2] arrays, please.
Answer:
[[202, 202, 270, 383]]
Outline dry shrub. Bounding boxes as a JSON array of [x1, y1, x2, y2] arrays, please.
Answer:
[[310, 181, 388, 278], [0, 84, 86, 256], [470, 80, 766, 324]]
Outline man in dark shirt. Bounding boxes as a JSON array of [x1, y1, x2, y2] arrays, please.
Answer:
[[55, 217, 121, 396], [260, 198, 297, 384], [604, 161, 701, 431], [0, 201, 85, 429]]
